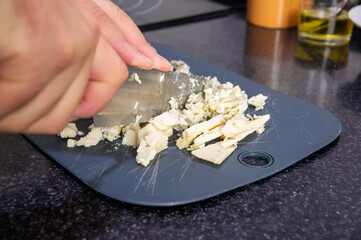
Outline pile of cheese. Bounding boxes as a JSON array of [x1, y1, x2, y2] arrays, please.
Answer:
[[59, 61, 270, 167]]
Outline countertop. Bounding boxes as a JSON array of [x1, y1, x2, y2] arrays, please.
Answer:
[[1, 9, 361, 240]]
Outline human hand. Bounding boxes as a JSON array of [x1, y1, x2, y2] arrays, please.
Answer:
[[0, 0, 128, 134]]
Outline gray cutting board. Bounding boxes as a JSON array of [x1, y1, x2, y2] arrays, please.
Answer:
[[25, 43, 341, 207]]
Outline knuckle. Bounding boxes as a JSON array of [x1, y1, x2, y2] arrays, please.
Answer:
[[55, 40, 76, 70], [92, 7, 113, 26]]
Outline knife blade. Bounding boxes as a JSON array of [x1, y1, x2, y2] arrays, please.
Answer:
[[92, 66, 207, 127]]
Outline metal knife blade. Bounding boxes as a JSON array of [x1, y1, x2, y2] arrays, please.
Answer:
[[92, 66, 207, 127]]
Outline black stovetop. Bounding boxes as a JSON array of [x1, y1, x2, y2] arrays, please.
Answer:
[[112, 0, 245, 30]]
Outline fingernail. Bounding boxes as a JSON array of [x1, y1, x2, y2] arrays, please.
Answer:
[[156, 54, 172, 71], [133, 53, 153, 70], [143, 55, 154, 69]]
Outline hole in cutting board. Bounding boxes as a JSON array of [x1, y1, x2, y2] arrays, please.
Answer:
[[238, 151, 274, 168]]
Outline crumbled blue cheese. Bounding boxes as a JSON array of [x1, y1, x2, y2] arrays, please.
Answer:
[[248, 94, 268, 111], [170, 60, 190, 73], [151, 111, 179, 131], [221, 114, 270, 148], [136, 139, 157, 167], [168, 97, 179, 109], [59, 60, 270, 167]]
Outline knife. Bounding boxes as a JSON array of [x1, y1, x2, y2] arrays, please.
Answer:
[[92, 66, 207, 127]]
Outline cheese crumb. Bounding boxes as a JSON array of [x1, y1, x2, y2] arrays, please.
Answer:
[[159, 73, 165, 83], [248, 94, 268, 111], [76, 128, 103, 147], [67, 139, 76, 148], [59, 123, 78, 138], [122, 129, 138, 148], [171, 60, 190, 73], [130, 73, 142, 84]]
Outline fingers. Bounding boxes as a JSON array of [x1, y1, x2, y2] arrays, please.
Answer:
[[24, 47, 95, 134], [25, 35, 128, 133], [91, 0, 172, 71], [72, 36, 128, 120], [76, 0, 154, 70]]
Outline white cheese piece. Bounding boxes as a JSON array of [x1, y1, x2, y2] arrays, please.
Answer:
[[144, 133, 168, 153], [59, 123, 78, 138], [189, 78, 196, 88], [135, 115, 142, 124], [135, 127, 169, 167], [151, 111, 179, 130], [129, 72, 142, 84], [67, 139, 76, 148], [136, 140, 157, 167], [222, 114, 270, 148], [136, 148, 156, 167], [222, 129, 255, 149], [256, 126, 265, 134], [122, 123, 140, 135], [137, 123, 171, 145], [159, 73, 165, 83], [191, 142, 236, 165], [248, 94, 268, 111], [176, 114, 225, 150], [189, 125, 224, 150], [76, 128, 103, 147], [102, 125, 122, 142], [122, 129, 138, 148], [168, 97, 179, 110], [221, 115, 250, 137]]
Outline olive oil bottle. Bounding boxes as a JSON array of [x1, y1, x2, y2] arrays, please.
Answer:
[[298, 8, 353, 46]]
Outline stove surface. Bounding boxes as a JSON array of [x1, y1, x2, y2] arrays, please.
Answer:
[[112, 0, 244, 30]]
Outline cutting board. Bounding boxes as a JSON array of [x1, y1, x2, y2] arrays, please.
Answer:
[[25, 43, 341, 206]]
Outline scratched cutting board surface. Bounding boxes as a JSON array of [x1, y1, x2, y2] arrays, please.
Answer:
[[25, 43, 341, 207]]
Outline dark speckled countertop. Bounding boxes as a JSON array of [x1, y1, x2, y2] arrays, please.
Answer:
[[1, 8, 361, 240]]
